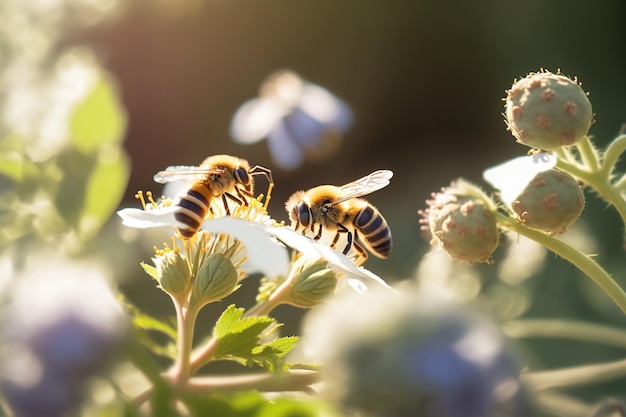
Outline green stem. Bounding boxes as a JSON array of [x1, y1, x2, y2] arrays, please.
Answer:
[[556, 146, 626, 232], [496, 213, 626, 315], [523, 358, 626, 390], [553, 147, 579, 165], [533, 391, 592, 417], [171, 296, 200, 387], [502, 319, 626, 348], [599, 134, 626, 178], [574, 136, 601, 172], [183, 369, 319, 393]]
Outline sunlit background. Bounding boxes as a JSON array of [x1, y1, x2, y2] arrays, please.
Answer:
[[2, 0, 626, 410]]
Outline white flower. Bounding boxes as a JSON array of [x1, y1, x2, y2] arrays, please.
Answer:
[[482, 153, 556, 206], [201, 217, 393, 293]]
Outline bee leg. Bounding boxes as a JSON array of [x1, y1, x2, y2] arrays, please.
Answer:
[[220, 194, 232, 216], [313, 224, 323, 240], [352, 231, 369, 265], [234, 186, 253, 202], [222, 192, 247, 215], [337, 223, 353, 255]]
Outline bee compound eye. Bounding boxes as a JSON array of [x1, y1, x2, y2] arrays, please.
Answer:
[[234, 167, 250, 185], [297, 202, 312, 227]]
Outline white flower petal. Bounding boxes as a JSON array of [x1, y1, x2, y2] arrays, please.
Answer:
[[483, 153, 556, 205], [117, 206, 184, 229], [230, 97, 287, 144], [266, 225, 394, 291], [202, 217, 290, 278]]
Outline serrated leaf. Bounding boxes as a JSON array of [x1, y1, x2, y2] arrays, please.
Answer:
[[212, 305, 291, 368], [214, 318, 274, 358], [248, 337, 298, 371], [214, 304, 244, 338], [257, 336, 299, 359], [70, 74, 127, 154], [140, 262, 158, 280]]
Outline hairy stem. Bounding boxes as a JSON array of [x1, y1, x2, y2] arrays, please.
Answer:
[[575, 136, 601, 172], [496, 213, 626, 315], [600, 134, 626, 178], [523, 358, 626, 390], [502, 319, 626, 348]]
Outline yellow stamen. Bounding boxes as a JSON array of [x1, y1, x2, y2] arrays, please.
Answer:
[[135, 191, 147, 210], [146, 191, 158, 206]]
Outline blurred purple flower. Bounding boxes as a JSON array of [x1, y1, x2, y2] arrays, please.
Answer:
[[302, 289, 531, 417], [0, 255, 129, 417], [230, 69, 353, 170]]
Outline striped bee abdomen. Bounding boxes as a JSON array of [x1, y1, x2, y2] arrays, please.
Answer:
[[354, 204, 392, 258], [174, 185, 212, 239]]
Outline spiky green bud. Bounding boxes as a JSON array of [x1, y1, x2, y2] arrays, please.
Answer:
[[287, 256, 337, 308], [424, 180, 499, 264], [152, 250, 191, 296], [511, 168, 584, 234], [505, 70, 593, 150], [191, 253, 239, 306]]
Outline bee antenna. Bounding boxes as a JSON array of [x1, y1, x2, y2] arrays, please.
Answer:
[[249, 165, 274, 185]]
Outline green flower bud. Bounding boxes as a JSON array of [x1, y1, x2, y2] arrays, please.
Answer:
[[191, 253, 239, 306], [505, 70, 593, 150], [153, 250, 191, 296], [422, 180, 499, 264], [288, 257, 337, 308], [511, 168, 585, 234]]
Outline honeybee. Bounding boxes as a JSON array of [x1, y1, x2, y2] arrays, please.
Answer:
[[285, 170, 393, 264], [154, 154, 273, 239]]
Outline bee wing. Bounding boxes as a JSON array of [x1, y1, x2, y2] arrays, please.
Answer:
[[334, 170, 393, 203], [153, 165, 223, 184]]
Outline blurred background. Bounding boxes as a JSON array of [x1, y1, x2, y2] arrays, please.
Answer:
[[2, 0, 626, 409], [82, 0, 626, 272]]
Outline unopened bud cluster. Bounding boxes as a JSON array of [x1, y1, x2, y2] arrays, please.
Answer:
[[148, 236, 241, 307], [422, 180, 499, 264], [505, 70, 593, 150]]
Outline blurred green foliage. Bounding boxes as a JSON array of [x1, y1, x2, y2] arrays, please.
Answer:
[[0, 70, 129, 252]]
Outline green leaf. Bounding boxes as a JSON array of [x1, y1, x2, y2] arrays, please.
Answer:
[[211, 305, 298, 371], [70, 74, 127, 154], [248, 336, 299, 371], [256, 397, 338, 417], [140, 262, 158, 280], [132, 311, 178, 341], [182, 392, 266, 417], [0, 152, 39, 183], [214, 304, 245, 338], [78, 148, 130, 241], [257, 336, 299, 359], [213, 306, 275, 358]]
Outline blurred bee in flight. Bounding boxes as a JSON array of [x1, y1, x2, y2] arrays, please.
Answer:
[[285, 170, 393, 265], [230, 69, 353, 170], [119, 155, 273, 239]]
